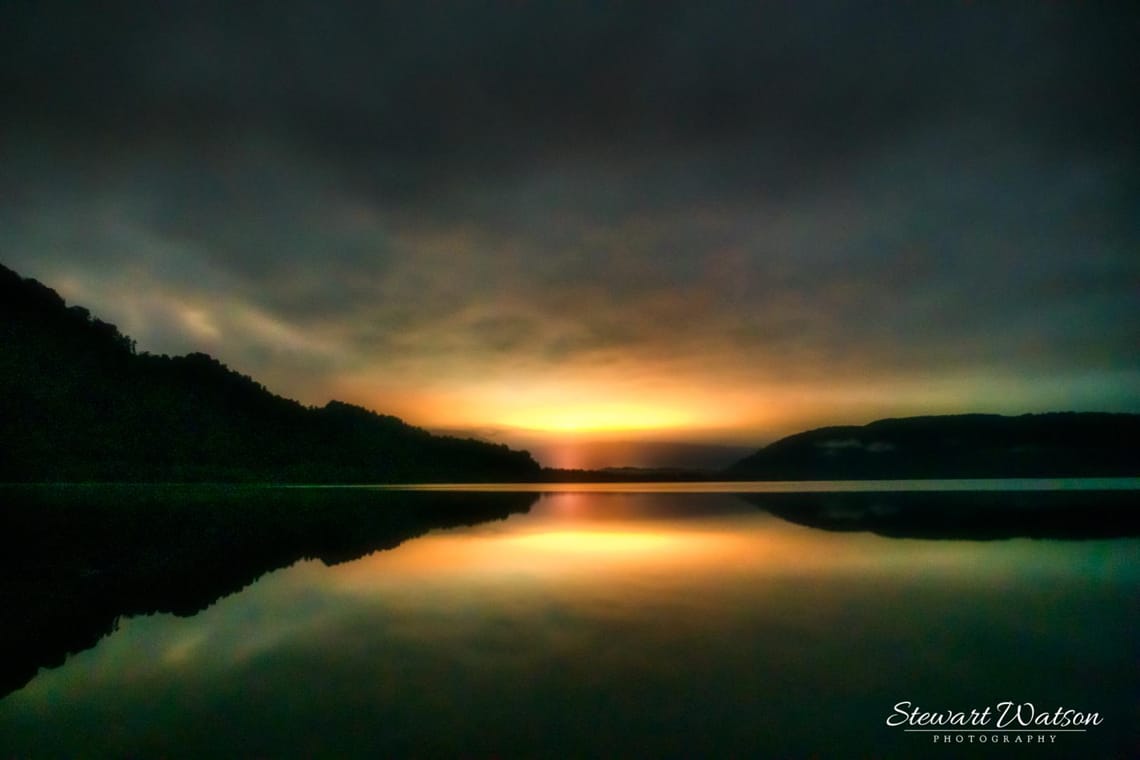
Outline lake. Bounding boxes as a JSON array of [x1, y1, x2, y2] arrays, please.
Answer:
[[1, 482, 1137, 757]]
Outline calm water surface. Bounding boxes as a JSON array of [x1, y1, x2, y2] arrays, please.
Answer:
[[1, 484, 1137, 758]]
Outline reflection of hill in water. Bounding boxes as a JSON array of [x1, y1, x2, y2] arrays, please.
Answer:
[[738, 490, 1140, 541], [0, 485, 537, 700]]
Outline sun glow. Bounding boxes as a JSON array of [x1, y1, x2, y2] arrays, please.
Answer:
[[494, 402, 700, 435]]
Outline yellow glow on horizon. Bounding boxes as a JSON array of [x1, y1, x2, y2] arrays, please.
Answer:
[[494, 402, 700, 435], [334, 364, 1023, 452], [331, 371, 770, 442]]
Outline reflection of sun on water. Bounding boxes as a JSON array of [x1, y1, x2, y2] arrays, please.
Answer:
[[325, 522, 757, 588], [504, 529, 690, 554], [325, 492, 1078, 593]]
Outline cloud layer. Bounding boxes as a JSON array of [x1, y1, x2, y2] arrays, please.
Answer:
[[3, 1, 1137, 458]]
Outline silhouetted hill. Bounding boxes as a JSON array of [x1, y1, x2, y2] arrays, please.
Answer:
[[0, 263, 541, 482], [724, 413, 1139, 480]]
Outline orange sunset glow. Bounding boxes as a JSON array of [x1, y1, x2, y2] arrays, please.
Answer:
[[2, 3, 1138, 756], [22, 259, 1139, 470], [4, 0, 1136, 470], [323, 366, 1125, 468]]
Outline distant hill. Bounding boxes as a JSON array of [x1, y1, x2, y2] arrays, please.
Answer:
[[724, 413, 1139, 480], [0, 263, 541, 483]]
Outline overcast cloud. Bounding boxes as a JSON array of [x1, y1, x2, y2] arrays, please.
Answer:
[[2, 0, 1137, 460]]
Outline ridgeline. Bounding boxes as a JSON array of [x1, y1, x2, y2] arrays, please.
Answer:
[[0, 263, 541, 483], [724, 413, 1139, 480], [3, 263, 1135, 483]]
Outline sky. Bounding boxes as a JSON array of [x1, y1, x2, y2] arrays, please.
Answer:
[[2, 1, 1138, 468]]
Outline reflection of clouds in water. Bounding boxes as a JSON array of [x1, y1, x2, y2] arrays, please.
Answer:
[[4, 494, 1137, 758], [15, 499, 1137, 708], [4, 494, 1135, 742], [160, 629, 208, 667]]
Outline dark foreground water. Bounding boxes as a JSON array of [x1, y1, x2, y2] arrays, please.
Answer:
[[1, 482, 1137, 758]]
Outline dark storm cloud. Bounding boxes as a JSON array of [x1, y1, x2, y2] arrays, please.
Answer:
[[2, 0, 1138, 441], [7, 1, 1135, 171]]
